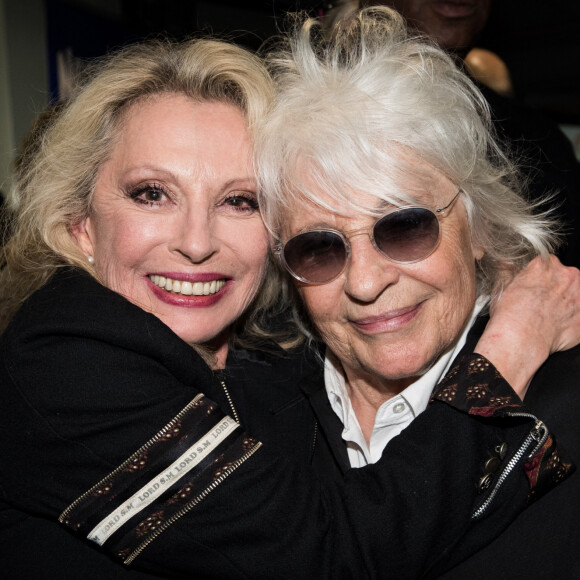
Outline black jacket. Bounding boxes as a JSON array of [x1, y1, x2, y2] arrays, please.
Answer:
[[0, 269, 570, 578], [436, 318, 580, 578]]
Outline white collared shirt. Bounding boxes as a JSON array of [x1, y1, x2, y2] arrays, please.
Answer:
[[325, 297, 487, 467]]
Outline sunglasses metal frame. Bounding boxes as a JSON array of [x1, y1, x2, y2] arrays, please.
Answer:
[[277, 189, 462, 285]]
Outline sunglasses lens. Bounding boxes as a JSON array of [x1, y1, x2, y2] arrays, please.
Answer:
[[283, 231, 347, 283], [374, 208, 439, 262]]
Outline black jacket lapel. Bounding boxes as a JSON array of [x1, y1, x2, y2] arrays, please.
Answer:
[[300, 370, 351, 476]]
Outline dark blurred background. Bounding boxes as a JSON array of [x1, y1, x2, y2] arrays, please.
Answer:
[[44, 0, 580, 121]]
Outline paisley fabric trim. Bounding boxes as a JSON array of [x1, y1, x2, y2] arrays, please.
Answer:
[[59, 394, 262, 564]]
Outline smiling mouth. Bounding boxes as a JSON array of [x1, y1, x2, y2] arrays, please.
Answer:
[[352, 303, 423, 333], [149, 275, 226, 296]]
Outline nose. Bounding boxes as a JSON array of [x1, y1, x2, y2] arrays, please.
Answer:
[[170, 206, 218, 264], [343, 233, 400, 302]]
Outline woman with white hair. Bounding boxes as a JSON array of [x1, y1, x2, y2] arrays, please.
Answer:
[[255, 6, 580, 574]]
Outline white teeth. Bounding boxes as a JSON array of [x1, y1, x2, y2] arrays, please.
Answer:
[[149, 275, 225, 296]]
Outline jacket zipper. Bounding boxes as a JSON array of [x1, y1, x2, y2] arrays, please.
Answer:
[[220, 379, 240, 425], [59, 393, 205, 525], [505, 411, 549, 456], [471, 414, 547, 519], [123, 441, 263, 564]]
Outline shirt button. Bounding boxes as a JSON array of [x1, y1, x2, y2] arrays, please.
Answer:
[[393, 402, 406, 414]]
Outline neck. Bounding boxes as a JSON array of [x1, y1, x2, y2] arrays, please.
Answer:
[[211, 343, 229, 370], [195, 329, 230, 370], [344, 369, 417, 444]]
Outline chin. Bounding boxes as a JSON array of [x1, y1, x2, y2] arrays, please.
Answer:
[[175, 330, 219, 346], [371, 350, 435, 380]]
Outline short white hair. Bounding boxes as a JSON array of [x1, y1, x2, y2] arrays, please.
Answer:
[[255, 6, 557, 300]]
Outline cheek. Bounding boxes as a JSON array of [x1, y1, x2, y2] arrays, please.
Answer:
[[245, 252, 268, 294], [407, 221, 479, 321], [299, 284, 341, 332], [300, 286, 353, 362], [92, 212, 160, 260], [232, 223, 270, 294], [242, 224, 269, 268], [254, 229, 271, 261], [89, 213, 164, 294], [432, 238, 479, 320]]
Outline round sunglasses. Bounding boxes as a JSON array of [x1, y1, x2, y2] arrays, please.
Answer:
[[277, 189, 461, 285]]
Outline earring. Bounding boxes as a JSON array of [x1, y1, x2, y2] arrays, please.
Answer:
[[87, 256, 95, 264]]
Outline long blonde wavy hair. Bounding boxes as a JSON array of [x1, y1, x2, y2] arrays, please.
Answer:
[[0, 38, 294, 349]]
